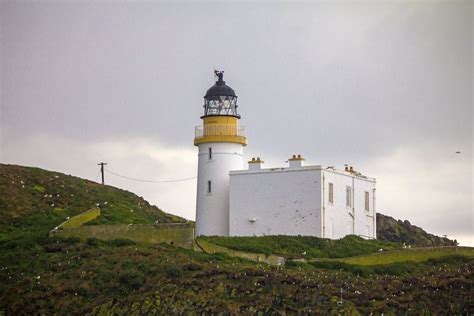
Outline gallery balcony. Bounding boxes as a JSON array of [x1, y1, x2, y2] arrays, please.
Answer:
[[194, 124, 247, 146]]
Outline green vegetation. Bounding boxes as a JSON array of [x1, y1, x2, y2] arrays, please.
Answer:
[[55, 223, 195, 248], [377, 213, 457, 246], [58, 207, 101, 229], [0, 163, 186, 251], [0, 163, 185, 227], [341, 246, 474, 265], [307, 255, 472, 277], [200, 235, 401, 259], [0, 164, 472, 314], [2, 234, 472, 315], [196, 238, 285, 265]]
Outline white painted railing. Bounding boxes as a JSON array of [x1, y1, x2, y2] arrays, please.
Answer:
[[195, 124, 246, 138]]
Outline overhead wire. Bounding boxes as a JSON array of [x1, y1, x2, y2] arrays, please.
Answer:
[[105, 168, 196, 183], [94, 171, 101, 182]]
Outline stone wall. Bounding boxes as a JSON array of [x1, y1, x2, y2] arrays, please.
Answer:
[[55, 223, 195, 248], [58, 207, 101, 229], [196, 238, 285, 265]]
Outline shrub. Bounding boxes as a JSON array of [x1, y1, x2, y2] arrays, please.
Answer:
[[61, 236, 81, 244], [106, 238, 136, 247], [427, 255, 471, 265], [182, 263, 202, 271], [286, 260, 313, 269], [310, 261, 372, 277], [165, 266, 183, 278], [118, 271, 145, 290], [372, 262, 419, 276], [86, 238, 100, 246], [209, 252, 232, 261]]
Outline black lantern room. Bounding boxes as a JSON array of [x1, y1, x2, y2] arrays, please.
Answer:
[[202, 70, 240, 118]]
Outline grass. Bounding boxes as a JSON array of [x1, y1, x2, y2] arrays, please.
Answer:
[[200, 235, 401, 259], [196, 238, 286, 265], [2, 234, 471, 315], [341, 246, 474, 265], [307, 254, 472, 277], [0, 163, 472, 314], [55, 223, 195, 247], [0, 163, 187, 252], [0, 163, 186, 228]]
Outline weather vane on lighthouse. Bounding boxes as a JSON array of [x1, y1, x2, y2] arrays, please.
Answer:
[[214, 69, 224, 82]]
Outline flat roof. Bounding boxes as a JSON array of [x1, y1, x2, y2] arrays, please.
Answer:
[[230, 165, 376, 182]]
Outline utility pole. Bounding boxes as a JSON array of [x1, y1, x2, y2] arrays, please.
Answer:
[[98, 162, 107, 185]]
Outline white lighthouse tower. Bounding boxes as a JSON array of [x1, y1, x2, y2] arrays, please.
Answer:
[[194, 71, 247, 236]]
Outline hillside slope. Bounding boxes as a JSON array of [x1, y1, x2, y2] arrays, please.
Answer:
[[376, 213, 457, 247], [0, 164, 186, 249], [0, 164, 472, 314], [0, 163, 185, 224]]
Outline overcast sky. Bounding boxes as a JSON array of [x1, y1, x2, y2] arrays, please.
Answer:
[[1, 1, 472, 245]]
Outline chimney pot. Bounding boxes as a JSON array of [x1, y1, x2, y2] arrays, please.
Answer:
[[288, 154, 305, 169], [248, 157, 264, 170]]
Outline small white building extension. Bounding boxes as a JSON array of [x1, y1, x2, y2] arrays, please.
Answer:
[[194, 71, 376, 239], [229, 157, 376, 239]]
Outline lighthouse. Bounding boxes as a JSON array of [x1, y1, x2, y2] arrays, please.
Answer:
[[194, 71, 247, 236]]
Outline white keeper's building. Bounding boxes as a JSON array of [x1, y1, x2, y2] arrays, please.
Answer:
[[194, 71, 376, 239]]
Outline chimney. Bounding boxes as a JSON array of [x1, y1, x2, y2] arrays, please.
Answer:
[[248, 157, 264, 170], [288, 154, 305, 169]]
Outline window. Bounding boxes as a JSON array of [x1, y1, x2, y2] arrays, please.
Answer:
[[328, 183, 334, 204], [208, 147, 212, 160], [346, 186, 352, 208], [207, 180, 212, 194], [365, 191, 370, 211]]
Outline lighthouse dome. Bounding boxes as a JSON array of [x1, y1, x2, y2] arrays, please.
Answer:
[[204, 71, 236, 100], [202, 70, 239, 118]]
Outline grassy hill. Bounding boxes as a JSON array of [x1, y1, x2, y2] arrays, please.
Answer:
[[0, 164, 186, 250], [0, 163, 185, 224], [0, 164, 472, 314], [376, 213, 457, 246]]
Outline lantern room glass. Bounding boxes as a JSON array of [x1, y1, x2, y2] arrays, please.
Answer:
[[203, 96, 239, 117]]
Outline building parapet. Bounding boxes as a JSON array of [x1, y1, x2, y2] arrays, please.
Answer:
[[230, 164, 376, 182]]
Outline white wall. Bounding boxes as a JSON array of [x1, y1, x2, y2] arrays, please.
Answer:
[[229, 167, 322, 237], [195, 142, 243, 236], [353, 176, 377, 239], [229, 165, 376, 239], [322, 169, 376, 239]]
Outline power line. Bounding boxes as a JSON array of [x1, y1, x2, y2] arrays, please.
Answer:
[[94, 170, 101, 182], [105, 168, 196, 183]]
